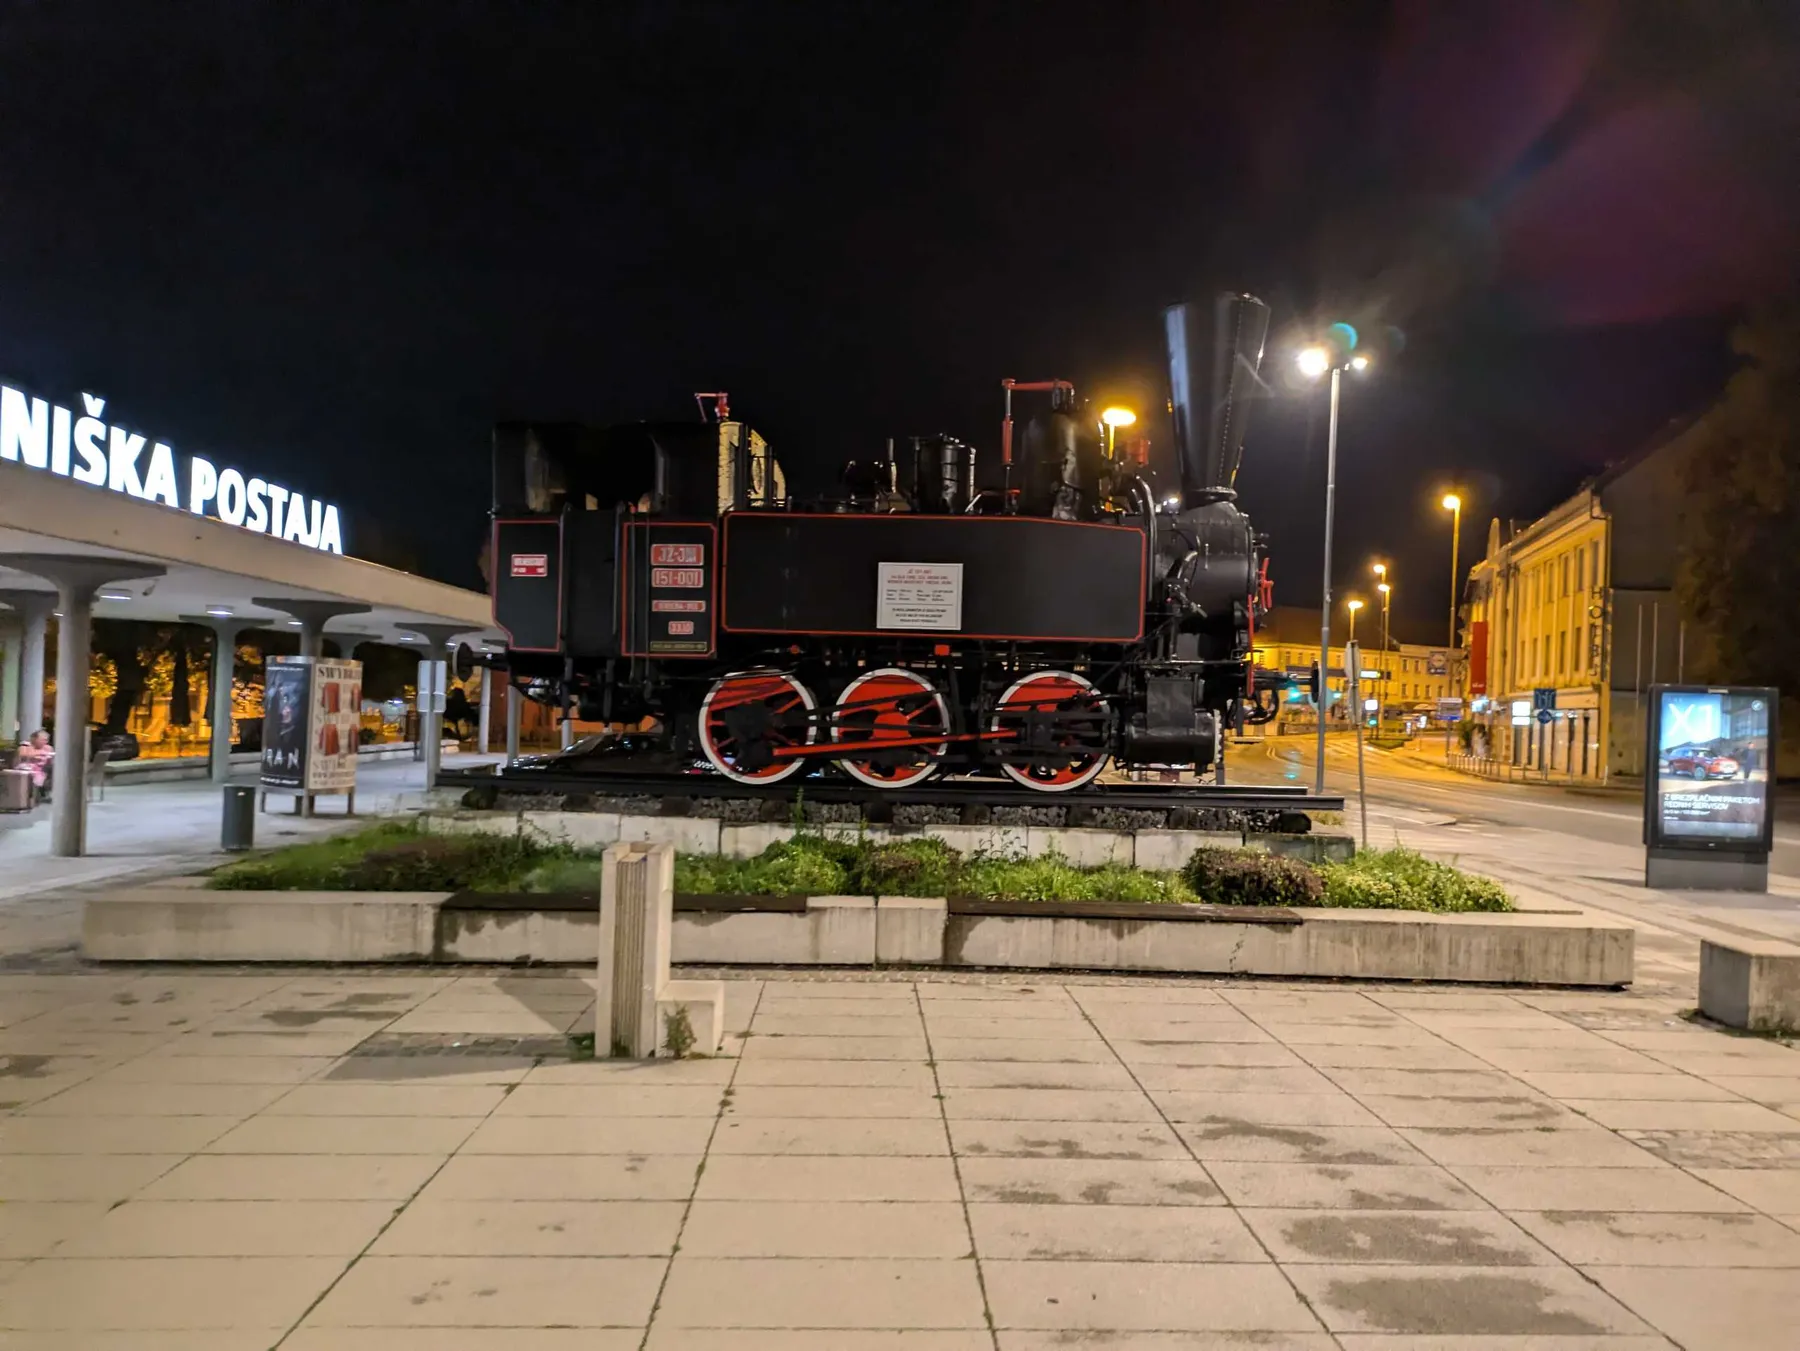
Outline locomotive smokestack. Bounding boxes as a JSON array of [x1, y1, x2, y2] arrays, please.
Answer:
[[1163, 292, 1271, 505]]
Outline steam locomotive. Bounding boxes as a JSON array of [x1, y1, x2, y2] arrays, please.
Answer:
[[489, 293, 1280, 794]]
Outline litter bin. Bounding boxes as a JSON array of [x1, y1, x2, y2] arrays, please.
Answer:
[[222, 785, 256, 852]]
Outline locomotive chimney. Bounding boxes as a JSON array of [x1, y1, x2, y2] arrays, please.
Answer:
[[1163, 292, 1271, 505]]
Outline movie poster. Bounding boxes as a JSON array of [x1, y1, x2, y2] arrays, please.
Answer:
[[308, 659, 362, 793], [1652, 687, 1774, 846], [260, 657, 311, 790]]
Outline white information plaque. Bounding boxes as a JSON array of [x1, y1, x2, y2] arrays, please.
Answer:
[[876, 561, 964, 631]]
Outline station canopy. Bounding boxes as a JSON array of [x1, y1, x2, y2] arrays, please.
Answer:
[[0, 457, 496, 650]]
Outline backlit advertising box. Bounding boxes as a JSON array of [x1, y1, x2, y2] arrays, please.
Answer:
[[260, 656, 362, 795], [1644, 685, 1776, 853]]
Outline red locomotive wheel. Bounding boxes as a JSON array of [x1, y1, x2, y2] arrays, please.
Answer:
[[990, 670, 1110, 793], [830, 668, 951, 789], [697, 670, 817, 784]]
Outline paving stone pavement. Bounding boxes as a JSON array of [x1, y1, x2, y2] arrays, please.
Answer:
[[2, 966, 1798, 1349]]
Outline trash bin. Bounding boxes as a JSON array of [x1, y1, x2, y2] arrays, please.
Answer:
[[222, 785, 256, 852]]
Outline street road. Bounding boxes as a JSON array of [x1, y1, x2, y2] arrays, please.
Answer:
[[1227, 731, 1800, 880]]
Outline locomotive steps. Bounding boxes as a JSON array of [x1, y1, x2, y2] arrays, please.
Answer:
[[80, 808, 1633, 987]]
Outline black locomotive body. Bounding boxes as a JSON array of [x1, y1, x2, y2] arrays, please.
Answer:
[[490, 294, 1279, 793]]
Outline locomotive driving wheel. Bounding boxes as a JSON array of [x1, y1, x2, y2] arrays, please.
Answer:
[[829, 668, 951, 790], [697, 670, 817, 784], [990, 669, 1110, 792]]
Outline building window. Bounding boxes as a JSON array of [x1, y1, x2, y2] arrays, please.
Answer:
[[1576, 550, 1586, 593], [1591, 540, 1602, 589], [1557, 630, 1566, 675], [1561, 556, 1569, 597]]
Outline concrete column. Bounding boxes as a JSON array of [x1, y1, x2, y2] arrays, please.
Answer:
[[5, 557, 166, 857], [506, 682, 521, 763], [0, 615, 17, 741], [397, 624, 476, 791], [477, 669, 492, 754], [250, 599, 372, 658], [0, 591, 55, 741], [183, 617, 248, 783], [49, 589, 94, 857]]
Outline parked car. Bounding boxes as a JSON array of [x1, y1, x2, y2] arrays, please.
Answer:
[[1660, 744, 1739, 780]]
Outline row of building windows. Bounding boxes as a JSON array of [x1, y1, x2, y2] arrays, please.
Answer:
[[1495, 535, 1606, 692]]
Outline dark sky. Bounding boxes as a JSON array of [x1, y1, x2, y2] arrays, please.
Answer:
[[3, 0, 1796, 636]]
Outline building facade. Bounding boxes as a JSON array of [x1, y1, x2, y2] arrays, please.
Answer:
[[1460, 418, 1700, 780], [1253, 606, 1464, 729]]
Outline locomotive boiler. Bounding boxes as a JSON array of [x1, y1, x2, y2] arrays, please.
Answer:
[[489, 293, 1279, 793]]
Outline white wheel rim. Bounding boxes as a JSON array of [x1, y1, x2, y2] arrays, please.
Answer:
[[697, 670, 816, 784], [990, 669, 1109, 793], [831, 667, 950, 790]]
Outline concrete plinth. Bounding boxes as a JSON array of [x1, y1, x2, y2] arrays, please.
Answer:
[[876, 896, 947, 965], [1700, 937, 1800, 1032], [1647, 848, 1769, 892]]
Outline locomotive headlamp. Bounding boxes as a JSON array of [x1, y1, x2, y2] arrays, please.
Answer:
[[1101, 407, 1136, 427]]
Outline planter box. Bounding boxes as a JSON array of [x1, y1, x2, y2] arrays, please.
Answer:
[[82, 884, 1632, 986]]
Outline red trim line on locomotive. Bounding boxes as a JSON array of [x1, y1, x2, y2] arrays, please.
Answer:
[[488, 293, 1286, 793]]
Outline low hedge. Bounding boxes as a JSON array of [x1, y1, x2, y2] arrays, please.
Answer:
[[209, 822, 1511, 913]]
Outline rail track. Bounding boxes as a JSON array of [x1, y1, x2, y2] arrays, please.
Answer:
[[437, 763, 1345, 829]]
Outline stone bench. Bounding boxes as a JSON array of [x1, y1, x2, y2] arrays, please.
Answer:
[[1700, 937, 1800, 1033]]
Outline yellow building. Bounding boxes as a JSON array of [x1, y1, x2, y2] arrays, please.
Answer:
[[1460, 417, 1701, 779], [1252, 607, 1463, 728]]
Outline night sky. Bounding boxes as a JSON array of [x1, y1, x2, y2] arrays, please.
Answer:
[[3, 0, 1796, 638]]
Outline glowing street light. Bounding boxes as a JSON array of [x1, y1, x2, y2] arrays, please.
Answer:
[[1101, 406, 1136, 458], [1441, 492, 1463, 648], [1296, 346, 1331, 379], [1346, 596, 1364, 642]]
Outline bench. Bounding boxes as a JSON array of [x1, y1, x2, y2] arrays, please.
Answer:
[[1700, 937, 1800, 1033]]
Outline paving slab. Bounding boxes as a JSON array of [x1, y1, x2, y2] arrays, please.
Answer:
[[1511, 1208, 1800, 1265], [1447, 1164, 1753, 1213], [369, 1198, 685, 1256], [693, 1153, 961, 1201], [1585, 1265, 1800, 1351], [982, 1259, 1323, 1332], [1242, 1208, 1557, 1266], [0, 1255, 351, 1331], [1206, 1162, 1487, 1211], [679, 1200, 971, 1258], [956, 1156, 1223, 1206], [724, 1085, 940, 1118], [727, 1058, 935, 1088], [1175, 1121, 1426, 1165], [138, 1152, 444, 1200], [458, 1113, 718, 1154], [968, 1202, 1262, 1261], [1285, 1263, 1652, 1336], [305, 1254, 666, 1327], [709, 1115, 948, 1156], [52, 1198, 397, 1257], [942, 1087, 1161, 1121], [647, 1335, 992, 1351], [656, 1256, 987, 1329], [950, 1119, 1189, 1160], [286, 1333, 638, 1351]]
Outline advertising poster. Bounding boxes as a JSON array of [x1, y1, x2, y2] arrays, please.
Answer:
[[308, 659, 362, 794], [260, 657, 311, 790], [1650, 686, 1775, 847]]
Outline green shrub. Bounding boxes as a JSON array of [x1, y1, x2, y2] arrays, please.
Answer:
[[1181, 847, 1325, 907], [1318, 847, 1511, 913], [673, 838, 848, 896], [853, 837, 963, 896]]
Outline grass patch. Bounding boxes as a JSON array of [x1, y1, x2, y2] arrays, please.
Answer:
[[207, 820, 1510, 914], [209, 821, 593, 893], [1317, 846, 1512, 913]]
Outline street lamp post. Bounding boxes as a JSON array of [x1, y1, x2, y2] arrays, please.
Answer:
[[1346, 597, 1363, 644], [1298, 344, 1369, 794], [1376, 579, 1391, 724], [1442, 493, 1463, 648]]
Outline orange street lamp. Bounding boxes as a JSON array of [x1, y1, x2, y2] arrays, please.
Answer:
[[1441, 492, 1463, 647]]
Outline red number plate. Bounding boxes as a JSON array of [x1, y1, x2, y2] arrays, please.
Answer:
[[650, 567, 705, 588], [650, 543, 704, 566]]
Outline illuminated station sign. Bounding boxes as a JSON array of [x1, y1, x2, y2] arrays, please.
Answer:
[[1, 382, 345, 554]]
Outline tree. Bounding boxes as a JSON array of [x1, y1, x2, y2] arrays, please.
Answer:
[[1675, 297, 1800, 688]]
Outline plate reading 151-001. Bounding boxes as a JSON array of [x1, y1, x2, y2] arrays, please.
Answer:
[[876, 561, 963, 631]]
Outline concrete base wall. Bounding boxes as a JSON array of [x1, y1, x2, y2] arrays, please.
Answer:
[[1700, 937, 1800, 1031], [423, 809, 1338, 873], [81, 887, 1633, 986]]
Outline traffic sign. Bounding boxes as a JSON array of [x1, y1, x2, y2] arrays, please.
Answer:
[[1533, 687, 1557, 713], [1536, 708, 1553, 726]]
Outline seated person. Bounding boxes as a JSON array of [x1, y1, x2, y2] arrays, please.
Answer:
[[16, 729, 53, 798]]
